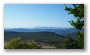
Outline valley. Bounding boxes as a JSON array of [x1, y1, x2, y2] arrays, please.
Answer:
[[4, 28, 78, 49]]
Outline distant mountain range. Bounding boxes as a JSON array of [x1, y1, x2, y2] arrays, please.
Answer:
[[4, 27, 77, 32], [4, 27, 80, 39], [5, 27, 73, 29]]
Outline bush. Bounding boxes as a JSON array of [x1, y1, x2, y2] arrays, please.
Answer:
[[5, 37, 41, 49]]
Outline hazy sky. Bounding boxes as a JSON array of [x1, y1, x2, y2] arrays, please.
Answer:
[[4, 4, 75, 28]]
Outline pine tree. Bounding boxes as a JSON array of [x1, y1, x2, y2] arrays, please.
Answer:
[[65, 4, 84, 49]]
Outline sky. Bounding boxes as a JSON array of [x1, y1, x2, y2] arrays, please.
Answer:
[[4, 4, 75, 28]]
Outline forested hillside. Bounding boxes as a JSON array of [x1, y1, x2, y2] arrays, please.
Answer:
[[4, 28, 78, 39]]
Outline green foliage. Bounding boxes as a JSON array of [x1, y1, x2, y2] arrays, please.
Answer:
[[5, 37, 41, 49], [65, 4, 84, 30], [65, 4, 84, 19], [77, 31, 84, 48], [64, 36, 77, 49], [65, 4, 84, 49], [69, 18, 84, 30], [28, 42, 41, 49], [63, 32, 84, 49]]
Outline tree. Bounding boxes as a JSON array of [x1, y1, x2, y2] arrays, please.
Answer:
[[65, 4, 84, 49], [64, 36, 77, 49], [5, 37, 41, 49]]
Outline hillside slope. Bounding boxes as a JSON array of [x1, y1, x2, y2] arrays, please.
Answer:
[[4, 31, 66, 42]]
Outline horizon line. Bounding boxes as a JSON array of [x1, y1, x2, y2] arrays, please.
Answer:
[[4, 26, 74, 29]]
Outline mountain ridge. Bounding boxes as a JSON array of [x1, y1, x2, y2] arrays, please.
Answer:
[[4, 28, 78, 39]]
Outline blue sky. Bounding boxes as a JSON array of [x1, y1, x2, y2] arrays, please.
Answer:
[[4, 4, 75, 28]]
